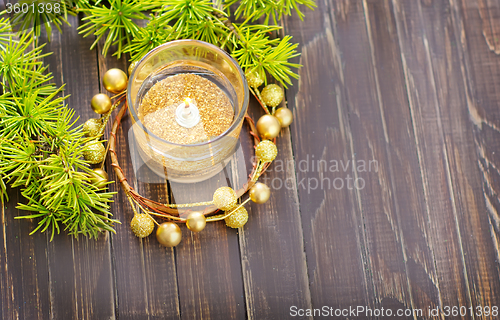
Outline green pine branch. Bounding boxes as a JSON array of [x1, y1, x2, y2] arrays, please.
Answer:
[[0, 23, 119, 239]]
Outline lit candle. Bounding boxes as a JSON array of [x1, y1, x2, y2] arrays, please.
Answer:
[[127, 40, 249, 183], [175, 97, 200, 128]]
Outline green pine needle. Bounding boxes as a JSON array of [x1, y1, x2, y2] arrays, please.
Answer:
[[78, 0, 154, 58]]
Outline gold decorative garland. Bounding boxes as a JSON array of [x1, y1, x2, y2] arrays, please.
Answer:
[[84, 68, 293, 247]]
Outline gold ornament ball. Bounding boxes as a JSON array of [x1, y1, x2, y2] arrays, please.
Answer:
[[245, 71, 264, 88], [83, 141, 106, 164], [274, 107, 293, 128], [261, 84, 284, 107], [103, 68, 128, 93], [128, 60, 139, 76], [91, 94, 112, 115], [225, 206, 249, 229], [257, 114, 281, 140], [130, 214, 155, 238], [89, 168, 108, 188], [156, 222, 182, 247], [83, 118, 102, 137], [249, 182, 271, 204], [255, 140, 278, 162], [186, 211, 206, 233], [213, 187, 238, 211]]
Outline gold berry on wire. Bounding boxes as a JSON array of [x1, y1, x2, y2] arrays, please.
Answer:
[[89, 168, 109, 188], [186, 211, 206, 233], [225, 206, 249, 228], [257, 114, 281, 140], [213, 187, 238, 211], [91, 94, 112, 114], [245, 71, 264, 88], [261, 84, 284, 107], [83, 140, 106, 164], [255, 140, 278, 162], [156, 222, 182, 247], [249, 182, 271, 204], [83, 118, 102, 137], [130, 214, 155, 238], [274, 107, 293, 128], [103, 68, 128, 93]]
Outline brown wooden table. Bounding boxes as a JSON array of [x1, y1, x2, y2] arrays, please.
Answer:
[[2, 0, 500, 319]]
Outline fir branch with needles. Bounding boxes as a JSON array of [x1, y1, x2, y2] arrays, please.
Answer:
[[0, 21, 119, 240], [76, 0, 315, 87]]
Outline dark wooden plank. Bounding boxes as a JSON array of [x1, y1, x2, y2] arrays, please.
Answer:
[[0, 187, 51, 320], [363, 0, 441, 313], [97, 40, 181, 319], [282, 0, 373, 312], [229, 93, 312, 318], [449, 0, 500, 311], [41, 15, 116, 320], [167, 71, 246, 320], [393, 0, 500, 316]]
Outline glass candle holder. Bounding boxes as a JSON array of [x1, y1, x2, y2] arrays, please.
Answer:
[[127, 40, 249, 183]]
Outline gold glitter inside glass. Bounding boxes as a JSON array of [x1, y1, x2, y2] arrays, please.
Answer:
[[139, 74, 234, 145]]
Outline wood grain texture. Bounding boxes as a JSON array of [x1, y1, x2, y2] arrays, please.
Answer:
[[236, 98, 312, 319], [171, 156, 246, 319], [283, 0, 373, 312], [0, 187, 50, 320], [394, 0, 500, 317]]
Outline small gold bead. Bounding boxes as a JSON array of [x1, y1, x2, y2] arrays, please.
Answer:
[[130, 214, 155, 238], [249, 182, 271, 204], [225, 206, 248, 228], [91, 94, 112, 114], [245, 71, 264, 88], [261, 84, 284, 107], [89, 168, 108, 189], [156, 222, 182, 247], [103, 68, 128, 93], [274, 107, 293, 128], [255, 140, 278, 162], [83, 118, 102, 137], [186, 211, 206, 233], [128, 61, 139, 76], [213, 187, 238, 211], [257, 114, 281, 140], [83, 141, 106, 164]]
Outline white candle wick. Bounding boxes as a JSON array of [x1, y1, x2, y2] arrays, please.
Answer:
[[176, 97, 200, 128]]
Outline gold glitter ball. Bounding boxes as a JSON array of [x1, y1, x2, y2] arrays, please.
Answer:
[[255, 140, 277, 162], [130, 214, 155, 238], [213, 187, 238, 211], [83, 141, 106, 164], [225, 206, 248, 229], [261, 84, 284, 107], [83, 118, 102, 137], [245, 71, 264, 88]]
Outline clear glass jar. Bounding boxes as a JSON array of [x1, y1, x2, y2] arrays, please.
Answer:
[[127, 40, 249, 183]]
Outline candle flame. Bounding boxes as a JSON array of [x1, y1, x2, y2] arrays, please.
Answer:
[[184, 97, 192, 107]]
